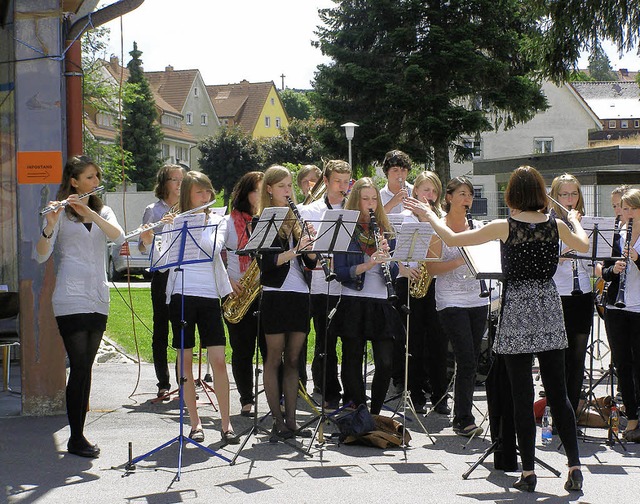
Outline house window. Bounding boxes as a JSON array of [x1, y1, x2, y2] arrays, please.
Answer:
[[194, 87, 199, 97], [635, 120, 640, 129], [186, 112, 193, 125], [463, 139, 482, 159], [96, 113, 113, 128], [608, 120, 617, 129], [265, 116, 271, 128], [533, 137, 553, 154], [201, 113, 208, 126], [621, 120, 629, 129], [161, 144, 170, 159], [275, 117, 281, 129], [270, 97, 275, 106]]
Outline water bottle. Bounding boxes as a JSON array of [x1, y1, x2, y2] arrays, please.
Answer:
[[610, 404, 619, 435], [541, 406, 552, 445]]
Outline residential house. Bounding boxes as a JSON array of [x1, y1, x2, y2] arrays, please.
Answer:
[[145, 66, 221, 168], [569, 81, 640, 145], [206, 80, 289, 139]]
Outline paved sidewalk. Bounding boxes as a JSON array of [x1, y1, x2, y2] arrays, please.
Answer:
[[1, 350, 639, 503]]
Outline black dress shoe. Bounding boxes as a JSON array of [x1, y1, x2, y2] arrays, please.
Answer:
[[67, 439, 100, 458], [221, 430, 241, 445], [433, 402, 451, 415], [514, 473, 537, 492], [564, 468, 583, 491]]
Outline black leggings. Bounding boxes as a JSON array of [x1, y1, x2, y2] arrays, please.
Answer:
[[503, 349, 580, 471], [60, 329, 103, 441]]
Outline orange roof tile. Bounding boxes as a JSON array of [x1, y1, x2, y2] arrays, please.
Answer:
[[146, 68, 199, 112]]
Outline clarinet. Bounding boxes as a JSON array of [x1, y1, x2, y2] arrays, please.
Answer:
[[614, 217, 633, 308], [368, 209, 398, 301], [567, 206, 583, 296], [464, 206, 490, 298], [285, 196, 336, 282]]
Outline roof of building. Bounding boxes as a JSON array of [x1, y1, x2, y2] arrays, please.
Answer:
[[206, 80, 275, 135], [145, 67, 199, 112], [570, 81, 640, 119]]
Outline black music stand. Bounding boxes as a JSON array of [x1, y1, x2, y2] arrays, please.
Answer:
[[292, 209, 360, 451], [123, 215, 231, 480], [566, 218, 626, 449], [230, 207, 314, 463], [389, 221, 437, 446]]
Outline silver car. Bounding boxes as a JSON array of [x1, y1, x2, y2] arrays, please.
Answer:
[[107, 239, 152, 281]]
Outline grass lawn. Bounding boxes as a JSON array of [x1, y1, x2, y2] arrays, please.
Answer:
[[106, 286, 319, 365]]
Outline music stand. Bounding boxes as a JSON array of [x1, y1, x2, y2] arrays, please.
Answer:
[[123, 214, 231, 480], [389, 221, 438, 446], [293, 209, 360, 451]]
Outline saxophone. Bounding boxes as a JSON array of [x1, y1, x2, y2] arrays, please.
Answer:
[[222, 259, 261, 324]]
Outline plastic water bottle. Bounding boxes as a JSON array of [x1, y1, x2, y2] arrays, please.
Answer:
[[610, 403, 619, 435], [541, 406, 552, 445]]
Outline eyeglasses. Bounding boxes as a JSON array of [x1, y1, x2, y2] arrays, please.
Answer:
[[558, 192, 579, 198], [168, 178, 183, 183]]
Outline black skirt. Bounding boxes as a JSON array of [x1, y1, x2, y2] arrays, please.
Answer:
[[332, 295, 403, 341], [560, 292, 594, 335], [260, 290, 310, 334], [56, 313, 108, 337]]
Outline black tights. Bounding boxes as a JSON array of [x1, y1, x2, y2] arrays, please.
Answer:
[[565, 331, 589, 412], [503, 349, 580, 471], [60, 329, 103, 442]]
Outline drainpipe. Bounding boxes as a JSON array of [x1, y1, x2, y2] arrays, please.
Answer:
[[65, 0, 145, 156]]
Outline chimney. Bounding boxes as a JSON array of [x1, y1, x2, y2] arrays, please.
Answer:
[[166, 65, 174, 72], [110, 55, 119, 67]]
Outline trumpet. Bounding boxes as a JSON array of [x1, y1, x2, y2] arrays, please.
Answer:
[[614, 218, 633, 308], [368, 208, 397, 301], [39, 185, 104, 215], [286, 196, 336, 282], [122, 200, 217, 240]]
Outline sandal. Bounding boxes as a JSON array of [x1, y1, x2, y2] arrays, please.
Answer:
[[221, 430, 241, 445], [270, 426, 294, 442], [453, 424, 483, 438], [188, 427, 205, 443]]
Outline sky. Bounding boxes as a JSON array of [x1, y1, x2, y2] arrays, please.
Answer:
[[99, 0, 640, 91], [100, 0, 334, 90]]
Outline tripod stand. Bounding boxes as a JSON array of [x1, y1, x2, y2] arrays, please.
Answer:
[[124, 216, 231, 480]]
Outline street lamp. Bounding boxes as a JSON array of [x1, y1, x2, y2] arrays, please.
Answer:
[[341, 122, 358, 168]]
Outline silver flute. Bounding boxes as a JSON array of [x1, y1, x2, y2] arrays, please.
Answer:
[[39, 186, 105, 215]]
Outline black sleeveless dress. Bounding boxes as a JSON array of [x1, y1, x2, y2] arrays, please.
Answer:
[[494, 216, 568, 355]]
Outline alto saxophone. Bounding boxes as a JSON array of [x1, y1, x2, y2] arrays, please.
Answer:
[[222, 259, 261, 324]]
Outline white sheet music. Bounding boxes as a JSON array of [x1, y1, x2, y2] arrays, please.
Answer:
[[158, 213, 208, 267], [392, 222, 436, 262], [309, 209, 360, 253], [577, 216, 617, 258], [209, 207, 227, 216], [461, 240, 502, 278], [243, 206, 290, 252], [387, 213, 405, 233]]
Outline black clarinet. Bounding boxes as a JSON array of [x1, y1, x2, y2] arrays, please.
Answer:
[[614, 217, 633, 308], [286, 196, 336, 282], [368, 209, 397, 301], [567, 206, 583, 296], [464, 206, 490, 298]]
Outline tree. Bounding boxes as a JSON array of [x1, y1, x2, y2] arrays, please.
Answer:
[[313, 0, 548, 182], [198, 127, 262, 207], [280, 89, 314, 120], [587, 44, 617, 81], [260, 118, 331, 167], [121, 42, 163, 190]]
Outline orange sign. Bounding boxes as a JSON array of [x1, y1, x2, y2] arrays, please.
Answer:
[[17, 151, 63, 184]]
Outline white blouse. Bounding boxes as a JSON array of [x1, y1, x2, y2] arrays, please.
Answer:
[[35, 206, 124, 317]]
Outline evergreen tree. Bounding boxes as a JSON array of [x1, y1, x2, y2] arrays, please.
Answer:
[[121, 42, 163, 190], [313, 0, 547, 182], [198, 127, 262, 207], [280, 89, 314, 120], [587, 44, 617, 81]]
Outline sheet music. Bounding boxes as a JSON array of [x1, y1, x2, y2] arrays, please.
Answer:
[[387, 213, 405, 233], [159, 213, 208, 266], [209, 207, 227, 216], [460, 240, 502, 279], [577, 216, 617, 258], [243, 206, 289, 252], [310, 209, 360, 253], [392, 222, 436, 262]]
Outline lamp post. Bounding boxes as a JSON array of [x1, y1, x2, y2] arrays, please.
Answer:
[[341, 122, 358, 168]]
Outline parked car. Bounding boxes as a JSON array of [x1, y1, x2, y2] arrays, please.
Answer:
[[107, 239, 152, 281]]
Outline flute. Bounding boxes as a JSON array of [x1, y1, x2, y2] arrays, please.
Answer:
[[122, 200, 216, 240], [368, 208, 397, 301], [465, 206, 490, 298], [39, 185, 104, 215], [286, 196, 336, 282], [614, 218, 634, 308]]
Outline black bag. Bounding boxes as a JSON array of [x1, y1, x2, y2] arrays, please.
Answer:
[[335, 404, 376, 441]]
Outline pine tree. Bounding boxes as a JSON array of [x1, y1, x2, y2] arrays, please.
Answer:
[[587, 44, 617, 81], [121, 42, 163, 190]]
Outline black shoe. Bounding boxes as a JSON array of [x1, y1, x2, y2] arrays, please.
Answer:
[[221, 430, 241, 445], [294, 428, 313, 438], [157, 388, 171, 400], [433, 402, 451, 415], [204, 373, 213, 383], [514, 473, 537, 492], [564, 468, 583, 492], [414, 403, 428, 414], [67, 439, 100, 458], [240, 404, 253, 417], [270, 426, 294, 442]]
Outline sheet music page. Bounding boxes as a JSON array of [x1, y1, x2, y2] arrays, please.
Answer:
[[310, 209, 360, 253], [392, 222, 435, 262], [209, 207, 227, 216], [243, 207, 289, 252], [578, 216, 617, 258], [461, 240, 502, 277], [165, 213, 208, 264], [387, 213, 405, 233]]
